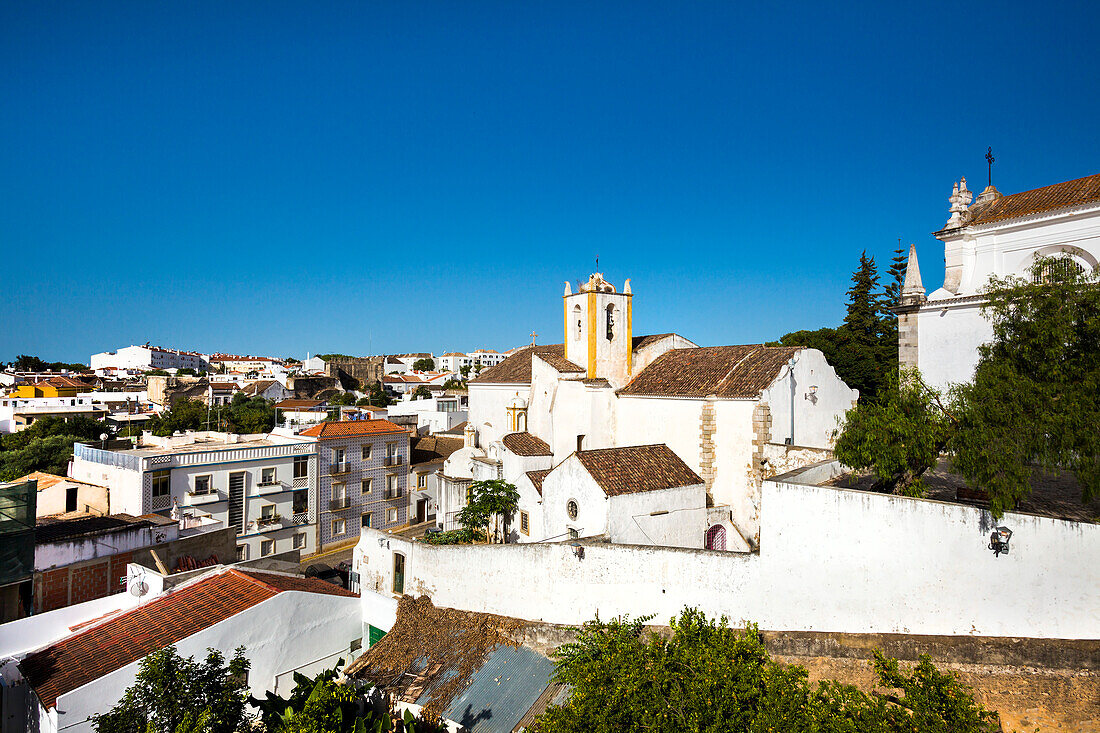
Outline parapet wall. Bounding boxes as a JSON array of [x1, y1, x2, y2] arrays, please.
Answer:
[[355, 479, 1100, 640]]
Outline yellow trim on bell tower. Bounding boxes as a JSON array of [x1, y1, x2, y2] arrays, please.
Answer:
[[587, 290, 598, 377], [626, 295, 633, 375]]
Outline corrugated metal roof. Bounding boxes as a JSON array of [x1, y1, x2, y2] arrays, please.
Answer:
[[415, 644, 554, 733]]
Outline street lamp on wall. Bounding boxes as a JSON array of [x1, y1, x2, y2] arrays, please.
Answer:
[[989, 526, 1012, 557]]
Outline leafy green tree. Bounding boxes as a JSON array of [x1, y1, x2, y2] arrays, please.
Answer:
[[177, 368, 197, 376], [951, 256, 1100, 515], [147, 399, 208, 436], [535, 608, 997, 733], [411, 358, 435, 371], [459, 365, 471, 380], [441, 378, 464, 390], [329, 392, 356, 407], [92, 645, 251, 733], [473, 362, 483, 376], [227, 393, 277, 434], [411, 385, 432, 400], [833, 368, 955, 495], [147, 369, 170, 376], [364, 381, 393, 407], [457, 480, 519, 543], [0, 416, 110, 481], [9, 354, 88, 372]]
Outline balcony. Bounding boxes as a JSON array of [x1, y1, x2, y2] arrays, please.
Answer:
[[257, 481, 284, 496], [256, 514, 282, 528], [185, 490, 223, 506], [329, 462, 350, 476], [328, 497, 351, 510], [384, 489, 403, 500], [292, 511, 310, 525], [151, 494, 172, 511], [292, 476, 308, 489], [384, 455, 403, 467]]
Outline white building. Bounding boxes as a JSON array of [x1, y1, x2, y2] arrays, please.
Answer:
[[385, 394, 467, 435], [9, 566, 361, 733], [69, 431, 319, 560], [440, 272, 857, 550], [437, 350, 508, 373], [0, 396, 106, 433], [90, 345, 210, 373], [209, 353, 287, 376], [898, 172, 1100, 391]]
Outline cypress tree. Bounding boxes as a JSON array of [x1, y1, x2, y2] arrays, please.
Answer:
[[839, 252, 885, 400]]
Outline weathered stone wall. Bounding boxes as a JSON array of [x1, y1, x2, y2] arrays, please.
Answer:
[[324, 357, 384, 388]]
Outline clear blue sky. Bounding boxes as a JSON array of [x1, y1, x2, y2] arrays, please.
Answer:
[[3, 1, 1097, 363]]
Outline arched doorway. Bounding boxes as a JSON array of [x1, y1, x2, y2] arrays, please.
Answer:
[[705, 524, 726, 551]]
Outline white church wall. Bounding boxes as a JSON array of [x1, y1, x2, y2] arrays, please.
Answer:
[[355, 479, 1100, 639], [761, 349, 857, 449], [707, 400, 758, 528], [916, 301, 992, 392], [606, 484, 706, 548], [630, 334, 697, 375], [540, 455, 608, 541], [511, 471, 546, 543], [467, 383, 519, 448], [550, 380, 616, 458]]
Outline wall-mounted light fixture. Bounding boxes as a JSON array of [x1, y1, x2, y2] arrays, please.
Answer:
[[570, 543, 585, 560], [804, 385, 819, 404], [988, 526, 1012, 557]]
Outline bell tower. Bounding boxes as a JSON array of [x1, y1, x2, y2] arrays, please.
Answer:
[[562, 273, 633, 387]]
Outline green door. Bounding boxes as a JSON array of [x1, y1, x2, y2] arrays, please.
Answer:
[[392, 553, 405, 595]]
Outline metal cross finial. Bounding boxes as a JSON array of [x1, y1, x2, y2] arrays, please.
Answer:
[[595, 255, 598, 272], [986, 147, 995, 186], [530, 331, 538, 345]]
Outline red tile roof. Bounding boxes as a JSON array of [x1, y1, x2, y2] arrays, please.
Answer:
[[470, 345, 578, 384], [275, 399, 325, 409], [525, 469, 551, 496], [574, 444, 703, 496], [619, 345, 800, 399], [299, 419, 406, 439], [968, 173, 1100, 226], [502, 432, 553, 456], [20, 569, 356, 709]]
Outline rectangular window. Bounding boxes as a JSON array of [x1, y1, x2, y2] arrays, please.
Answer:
[[194, 475, 212, 495], [333, 482, 346, 500], [293, 533, 306, 549], [362, 479, 372, 495], [292, 490, 307, 514], [520, 510, 530, 536], [386, 474, 399, 499], [261, 540, 274, 556], [361, 513, 372, 528], [417, 473, 427, 489], [236, 545, 247, 561], [151, 470, 171, 498], [332, 448, 345, 471], [361, 445, 372, 460], [293, 454, 308, 479], [386, 508, 398, 524], [261, 504, 275, 520], [332, 518, 346, 535], [260, 467, 276, 485]]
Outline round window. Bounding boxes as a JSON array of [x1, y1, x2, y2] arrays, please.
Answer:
[[567, 499, 578, 520]]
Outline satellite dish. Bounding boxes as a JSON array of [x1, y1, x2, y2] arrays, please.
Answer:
[[127, 569, 150, 597]]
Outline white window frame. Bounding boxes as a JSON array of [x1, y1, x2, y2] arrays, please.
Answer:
[[333, 482, 346, 500], [261, 539, 274, 557], [417, 473, 427, 489], [386, 508, 398, 524], [361, 445, 372, 460], [293, 533, 306, 549], [332, 518, 346, 535], [193, 474, 212, 495], [151, 470, 171, 498], [260, 467, 276, 485], [261, 504, 275, 520]]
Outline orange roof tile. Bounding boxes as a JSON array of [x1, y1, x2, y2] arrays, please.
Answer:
[[20, 569, 356, 709], [968, 173, 1100, 226], [299, 419, 406, 439]]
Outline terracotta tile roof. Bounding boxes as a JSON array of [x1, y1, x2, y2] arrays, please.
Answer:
[[47, 375, 92, 389], [299, 419, 405, 439], [14, 471, 67, 491], [574, 444, 703, 496], [525, 469, 551, 496], [275, 399, 325, 409], [619, 345, 800, 398], [20, 569, 356, 709], [207, 382, 239, 391], [241, 379, 278, 395], [470, 345, 580, 384], [410, 435, 465, 466], [968, 173, 1100, 226], [502, 432, 553, 456]]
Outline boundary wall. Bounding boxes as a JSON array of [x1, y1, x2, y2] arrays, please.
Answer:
[[355, 477, 1100, 640]]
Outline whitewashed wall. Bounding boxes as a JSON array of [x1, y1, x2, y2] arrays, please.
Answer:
[[36, 480, 109, 517], [916, 301, 993, 392], [760, 349, 857, 448], [539, 456, 608, 541], [355, 479, 1100, 640], [606, 485, 705, 549], [45, 588, 362, 733]]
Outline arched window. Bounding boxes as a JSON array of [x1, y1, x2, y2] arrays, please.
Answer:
[[573, 304, 582, 340], [705, 524, 726, 551], [1032, 256, 1084, 284], [605, 304, 615, 341]]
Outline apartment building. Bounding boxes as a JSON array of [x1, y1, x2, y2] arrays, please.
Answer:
[[69, 431, 317, 561], [90, 344, 210, 373], [298, 420, 410, 549]]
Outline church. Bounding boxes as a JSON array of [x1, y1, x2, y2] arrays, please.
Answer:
[[438, 272, 858, 551], [898, 171, 1100, 391]]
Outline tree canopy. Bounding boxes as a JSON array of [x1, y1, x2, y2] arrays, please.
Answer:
[[92, 646, 251, 733], [835, 256, 1100, 515], [7, 354, 88, 372], [146, 395, 277, 437], [411, 358, 435, 371], [0, 416, 109, 481], [534, 608, 998, 733], [457, 479, 519, 543]]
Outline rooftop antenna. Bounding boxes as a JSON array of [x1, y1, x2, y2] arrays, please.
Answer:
[[986, 146, 995, 187]]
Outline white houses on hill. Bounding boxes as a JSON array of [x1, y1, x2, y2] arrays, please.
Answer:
[[439, 272, 858, 551], [898, 172, 1100, 391]]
